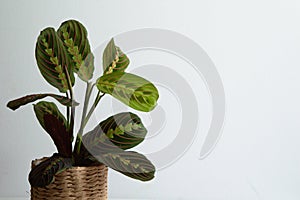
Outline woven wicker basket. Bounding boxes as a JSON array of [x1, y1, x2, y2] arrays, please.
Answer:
[[31, 158, 108, 200]]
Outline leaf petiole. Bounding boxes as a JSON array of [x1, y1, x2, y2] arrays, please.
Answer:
[[83, 91, 105, 129]]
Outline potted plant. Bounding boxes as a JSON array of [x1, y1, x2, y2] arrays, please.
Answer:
[[7, 19, 159, 199]]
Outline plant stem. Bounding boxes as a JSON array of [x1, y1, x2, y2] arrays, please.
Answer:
[[66, 92, 70, 125], [74, 81, 93, 154], [63, 66, 75, 135], [79, 82, 93, 135], [83, 91, 105, 129]]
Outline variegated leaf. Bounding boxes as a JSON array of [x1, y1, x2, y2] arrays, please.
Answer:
[[96, 150, 155, 181], [57, 20, 94, 81], [76, 112, 147, 165], [103, 38, 129, 74], [96, 72, 159, 112], [29, 153, 72, 187], [7, 93, 78, 111], [98, 112, 147, 149], [34, 101, 72, 157], [81, 130, 155, 181], [35, 27, 74, 93]]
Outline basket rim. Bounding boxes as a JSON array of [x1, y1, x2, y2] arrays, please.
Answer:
[[31, 157, 106, 169]]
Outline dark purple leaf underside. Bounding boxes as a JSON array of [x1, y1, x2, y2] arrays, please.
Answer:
[[43, 114, 72, 157], [29, 154, 72, 187], [7, 93, 78, 111]]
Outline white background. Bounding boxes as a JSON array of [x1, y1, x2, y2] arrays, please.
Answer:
[[1, 0, 300, 199]]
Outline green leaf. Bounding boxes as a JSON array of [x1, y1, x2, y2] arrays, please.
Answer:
[[76, 112, 146, 165], [103, 38, 129, 74], [80, 129, 155, 181], [29, 153, 72, 187], [96, 150, 155, 182], [34, 101, 72, 157], [7, 93, 78, 111], [96, 72, 159, 112], [77, 53, 94, 82], [35, 27, 74, 93], [103, 38, 117, 73], [98, 112, 147, 149], [57, 20, 94, 82]]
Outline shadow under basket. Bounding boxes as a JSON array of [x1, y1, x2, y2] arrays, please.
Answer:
[[30, 158, 108, 200]]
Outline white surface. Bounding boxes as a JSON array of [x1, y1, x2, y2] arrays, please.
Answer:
[[1, 0, 300, 199]]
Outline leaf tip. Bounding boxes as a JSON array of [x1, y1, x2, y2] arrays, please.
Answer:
[[6, 102, 14, 110]]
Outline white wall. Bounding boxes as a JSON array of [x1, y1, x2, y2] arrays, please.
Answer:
[[1, 0, 300, 199]]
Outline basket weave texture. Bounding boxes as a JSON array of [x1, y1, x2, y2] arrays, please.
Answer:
[[31, 159, 108, 200]]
